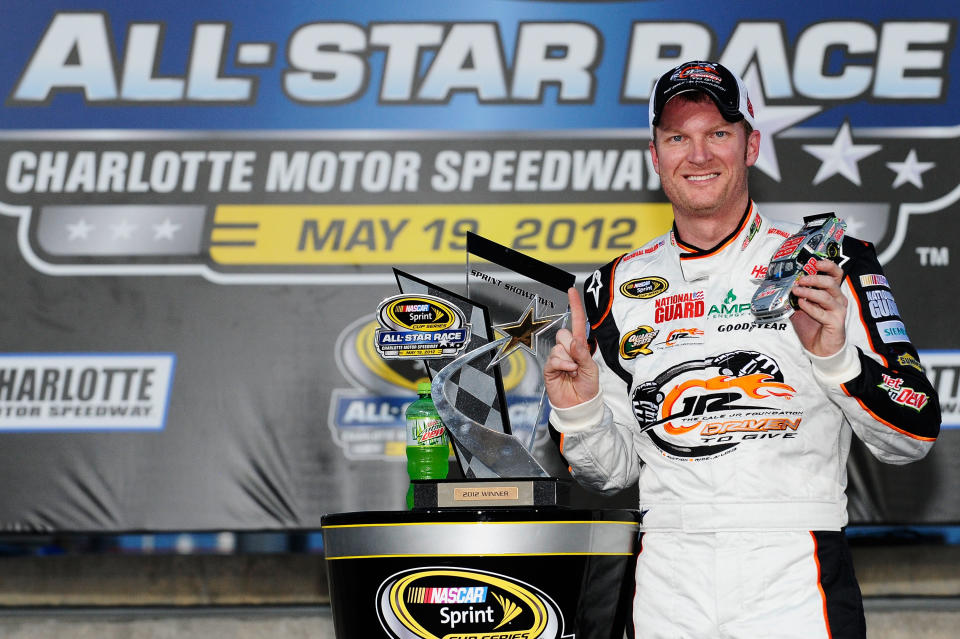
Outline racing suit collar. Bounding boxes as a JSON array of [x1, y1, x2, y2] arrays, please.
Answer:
[[673, 201, 759, 282]]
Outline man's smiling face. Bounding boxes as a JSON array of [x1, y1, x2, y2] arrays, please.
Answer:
[[650, 94, 760, 223]]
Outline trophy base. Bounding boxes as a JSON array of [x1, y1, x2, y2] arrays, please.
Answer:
[[412, 477, 571, 509]]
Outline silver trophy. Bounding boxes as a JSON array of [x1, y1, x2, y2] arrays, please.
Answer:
[[394, 234, 575, 508]]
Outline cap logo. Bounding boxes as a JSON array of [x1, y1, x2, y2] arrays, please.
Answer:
[[651, 60, 753, 132], [673, 63, 722, 85]]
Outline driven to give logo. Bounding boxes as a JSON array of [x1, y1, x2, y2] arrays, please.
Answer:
[[631, 351, 803, 460], [377, 567, 569, 639]]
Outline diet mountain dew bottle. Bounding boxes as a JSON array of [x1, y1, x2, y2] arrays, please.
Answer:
[[405, 381, 449, 509]]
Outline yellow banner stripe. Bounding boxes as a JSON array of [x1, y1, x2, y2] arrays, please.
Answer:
[[209, 203, 672, 265]]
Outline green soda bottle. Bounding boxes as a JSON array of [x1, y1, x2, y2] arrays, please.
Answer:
[[405, 382, 449, 509]]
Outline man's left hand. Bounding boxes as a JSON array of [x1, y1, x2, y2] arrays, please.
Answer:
[[789, 259, 847, 357]]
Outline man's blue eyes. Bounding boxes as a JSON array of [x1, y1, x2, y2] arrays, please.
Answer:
[[669, 131, 728, 142]]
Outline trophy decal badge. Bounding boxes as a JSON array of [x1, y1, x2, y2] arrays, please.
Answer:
[[374, 294, 471, 360]]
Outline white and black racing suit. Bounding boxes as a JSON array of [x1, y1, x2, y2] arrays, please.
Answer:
[[551, 203, 940, 638]]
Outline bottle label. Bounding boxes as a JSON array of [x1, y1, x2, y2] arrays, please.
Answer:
[[408, 417, 447, 447]]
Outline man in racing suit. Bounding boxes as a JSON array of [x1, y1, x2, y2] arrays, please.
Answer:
[[544, 60, 940, 638]]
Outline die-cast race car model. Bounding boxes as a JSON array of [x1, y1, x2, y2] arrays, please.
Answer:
[[750, 213, 846, 323]]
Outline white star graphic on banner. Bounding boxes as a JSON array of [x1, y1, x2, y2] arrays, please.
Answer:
[[110, 219, 137, 240], [886, 149, 935, 189], [152, 218, 182, 240], [66, 218, 94, 240], [742, 67, 821, 183], [802, 121, 881, 186]]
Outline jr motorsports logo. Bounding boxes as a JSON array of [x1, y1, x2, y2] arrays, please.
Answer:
[[377, 567, 571, 639], [0, 353, 175, 430]]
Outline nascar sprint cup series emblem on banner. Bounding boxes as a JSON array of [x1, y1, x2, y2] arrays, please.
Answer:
[[377, 567, 570, 639]]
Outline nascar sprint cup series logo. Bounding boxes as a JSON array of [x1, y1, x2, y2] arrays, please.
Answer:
[[377, 567, 571, 639]]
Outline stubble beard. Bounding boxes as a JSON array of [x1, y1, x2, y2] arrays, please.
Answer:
[[664, 162, 750, 222]]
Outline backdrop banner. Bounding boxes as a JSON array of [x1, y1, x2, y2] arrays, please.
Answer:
[[0, 1, 957, 531]]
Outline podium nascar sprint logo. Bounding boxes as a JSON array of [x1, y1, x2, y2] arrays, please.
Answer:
[[377, 567, 571, 639]]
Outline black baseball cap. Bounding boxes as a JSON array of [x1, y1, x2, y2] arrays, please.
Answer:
[[649, 60, 756, 135]]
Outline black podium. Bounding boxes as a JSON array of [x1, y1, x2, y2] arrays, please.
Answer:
[[321, 508, 640, 638]]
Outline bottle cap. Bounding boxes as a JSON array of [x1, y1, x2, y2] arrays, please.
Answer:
[[416, 381, 432, 394]]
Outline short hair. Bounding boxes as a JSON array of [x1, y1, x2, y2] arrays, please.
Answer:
[[652, 90, 753, 145]]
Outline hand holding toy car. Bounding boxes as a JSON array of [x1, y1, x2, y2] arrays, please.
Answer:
[[790, 258, 849, 357]]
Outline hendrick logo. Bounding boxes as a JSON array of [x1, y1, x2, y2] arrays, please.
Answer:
[[749, 264, 769, 280], [377, 567, 569, 639]]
